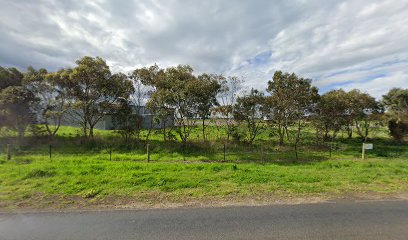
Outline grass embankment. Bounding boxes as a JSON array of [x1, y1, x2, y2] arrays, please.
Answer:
[[0, 125, 407, 210], [1, 158, 408, 209]]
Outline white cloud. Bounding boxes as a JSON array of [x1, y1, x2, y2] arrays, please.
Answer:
[[0, 0, 407, 97]]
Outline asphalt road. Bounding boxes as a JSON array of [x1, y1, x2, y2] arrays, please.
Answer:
[[1, 200, 407, 240]]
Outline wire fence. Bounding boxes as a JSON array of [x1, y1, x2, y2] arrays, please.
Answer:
[[1, 140, 406, 164]]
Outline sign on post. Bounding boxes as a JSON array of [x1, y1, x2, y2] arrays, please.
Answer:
[[362, 143, 373, 160]]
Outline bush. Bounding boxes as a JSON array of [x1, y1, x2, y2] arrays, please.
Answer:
[[388, 119, 408, 142], [229, 126, 245, 143]]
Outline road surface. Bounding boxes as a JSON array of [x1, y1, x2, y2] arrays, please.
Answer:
[[1, 200, 407, 240]]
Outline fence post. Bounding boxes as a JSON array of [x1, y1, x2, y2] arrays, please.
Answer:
[[6, 144, 11, 160], [261, 144, 264, 163], [362, 143, 366, 160], [49, 145, 52, 160], [223, 143, 226, 161], [147, 144, 150, 162], [329, 142, 332, 158], [109, 145, 112, 161]]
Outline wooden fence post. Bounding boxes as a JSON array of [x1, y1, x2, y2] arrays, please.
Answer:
[[362, 143, 366, 160], [329, 142, 332, 158], [7, 144, 11, 160], [223, 143, 226, 161], [49, 145, 52, 160], [109, 145, 112, 161], [147, 144, 150, 162]]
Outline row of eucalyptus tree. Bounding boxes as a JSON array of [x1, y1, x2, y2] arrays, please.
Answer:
[[1, 56, 407, 145]]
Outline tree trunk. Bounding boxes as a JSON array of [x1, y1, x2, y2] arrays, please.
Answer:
[[294, 118, 302, 162], [248, 122, 256, 144], [82, 124, 88, 138], [347, 125, 353, 139], [145, 118, 153, 144], [294, 143, 298, 162], [285, 126, 290, 141], [323, 126, 329, 141], [226, 123, 231, 142], [89, 126, 94, 138], [162, 117, 167, 141], [278, 124, 284, 146], [364, 121, 369, 142], [52, 116, 62, 136], [202, 118, 206, 141]]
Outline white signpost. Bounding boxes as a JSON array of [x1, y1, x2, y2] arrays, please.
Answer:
[[362, 143, 373, 160]]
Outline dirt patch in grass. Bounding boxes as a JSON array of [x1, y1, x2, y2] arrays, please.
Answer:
[[2, 191, 408, 213]]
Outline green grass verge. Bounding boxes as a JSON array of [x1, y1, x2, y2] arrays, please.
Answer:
[[1, 157, 408, 209], [0, 124, 407, 209]]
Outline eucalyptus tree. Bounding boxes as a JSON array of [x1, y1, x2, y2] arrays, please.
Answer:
[[23, 67, 72, 137], [289, 77, 319, 159], [136, 64, 206, 145], [266, 71, 293, 145], [0, 67, 36, 139], [132, 65, 172, 142], [233, 89, 266, 144], [63, 56, 134, 138], [164, 65, 201, 145], [196, 73, 221, 141], [266, 71, 318, 147], [314, 89, 350, 141], [0, 86, 37, 140], [111, 98, 143, 144], [213, 75, 243, 141], [265, 71, 318, 160], [347, 89, 381, 141]]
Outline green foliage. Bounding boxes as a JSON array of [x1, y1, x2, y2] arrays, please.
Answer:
[[112, 99, 143, 143], [382, 88, 408, 118], [229, 125, 245, 143], [234, 89, 265, 144], [388, 119, 408, 142], [0, 66, 23, 90], [382, 88, 408, 141], [135, 64, 221, 144], [0, 86, 37, 139], [25, 66, 70, 137], [314, 89, 349, 141], [1, 61, 407, 209], [62, 56, 134, 137], [266, 71, 319, 146]]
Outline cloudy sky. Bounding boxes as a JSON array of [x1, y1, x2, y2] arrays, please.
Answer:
[[0, 0, 407, 97]]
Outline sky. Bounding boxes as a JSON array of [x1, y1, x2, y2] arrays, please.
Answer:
[[0, 0, 407, 98]]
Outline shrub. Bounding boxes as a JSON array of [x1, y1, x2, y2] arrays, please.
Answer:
[[388, 119, 408, 142]]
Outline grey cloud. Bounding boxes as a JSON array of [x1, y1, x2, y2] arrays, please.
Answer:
[[0, 0, 407, 97]]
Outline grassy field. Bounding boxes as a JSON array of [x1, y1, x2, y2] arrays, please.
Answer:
[[0, 124, 407, 210]]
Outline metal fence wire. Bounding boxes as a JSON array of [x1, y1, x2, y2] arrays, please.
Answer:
[[1, 141, 405, 163]]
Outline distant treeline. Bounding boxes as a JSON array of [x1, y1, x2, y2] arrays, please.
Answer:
[[0, 56, 407, 146]]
